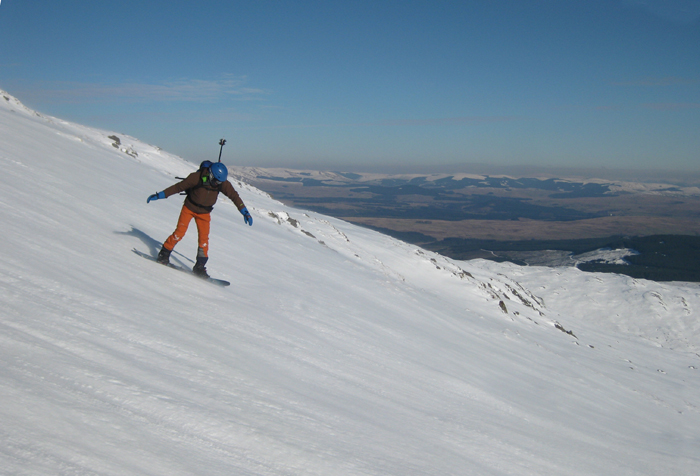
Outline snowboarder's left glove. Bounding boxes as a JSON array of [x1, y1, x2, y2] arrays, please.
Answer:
[[240, 207, 253, 226], [147, 191, 166, 203]]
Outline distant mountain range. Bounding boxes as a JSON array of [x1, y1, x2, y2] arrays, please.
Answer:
[[231, 166, 700, 198]]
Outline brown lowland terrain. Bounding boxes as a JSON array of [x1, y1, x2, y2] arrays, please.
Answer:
[[341, 216, 700, 242], [236, 168, 700, 242]]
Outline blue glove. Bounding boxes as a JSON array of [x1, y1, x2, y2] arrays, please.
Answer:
[[147, 191, 166, 203], [240, 207, 253, 226]]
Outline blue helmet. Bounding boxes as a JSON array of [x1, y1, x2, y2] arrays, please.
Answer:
[[209, 162, 228, 183]]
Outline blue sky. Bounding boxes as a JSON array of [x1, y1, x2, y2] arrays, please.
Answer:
[[1, 0, 699, 173]]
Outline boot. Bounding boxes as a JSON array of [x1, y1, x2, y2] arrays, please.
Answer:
[[193, 256, 210, 278], [157, 246, 172, 265]]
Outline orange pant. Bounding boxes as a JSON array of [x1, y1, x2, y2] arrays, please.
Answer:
[[163, 205, 211, 258]]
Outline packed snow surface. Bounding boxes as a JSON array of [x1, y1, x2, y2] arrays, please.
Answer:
[[1, 90, 699, 475]]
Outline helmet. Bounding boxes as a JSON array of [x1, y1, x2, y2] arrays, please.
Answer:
[[209, 163, 228, 183]]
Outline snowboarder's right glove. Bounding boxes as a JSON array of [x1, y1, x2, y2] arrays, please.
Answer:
[[147, 191, 166, 203]]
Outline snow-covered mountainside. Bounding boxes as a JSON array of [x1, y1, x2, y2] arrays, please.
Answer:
[[1, 89, 699, 475]]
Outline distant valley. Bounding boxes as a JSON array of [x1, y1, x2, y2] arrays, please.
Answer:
[[231, 167, 700, 282]]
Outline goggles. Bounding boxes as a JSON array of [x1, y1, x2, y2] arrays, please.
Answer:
[[204, 170, 221, 187]]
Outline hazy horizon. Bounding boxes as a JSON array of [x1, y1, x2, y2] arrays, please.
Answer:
[[222, 160, 700, 186]]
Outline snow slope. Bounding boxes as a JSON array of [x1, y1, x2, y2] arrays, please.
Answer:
[[1, 89, 699, 475]]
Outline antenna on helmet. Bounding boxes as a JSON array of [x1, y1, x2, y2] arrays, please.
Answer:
[[217, 138, 226, 163]]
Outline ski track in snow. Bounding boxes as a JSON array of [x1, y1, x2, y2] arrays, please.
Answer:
[[1, 89, 700, 475]]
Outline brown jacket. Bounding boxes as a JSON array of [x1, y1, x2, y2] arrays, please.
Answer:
[[163, 169, 245, 214]]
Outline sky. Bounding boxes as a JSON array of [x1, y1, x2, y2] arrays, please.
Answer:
[[1, 0, 699, 173]]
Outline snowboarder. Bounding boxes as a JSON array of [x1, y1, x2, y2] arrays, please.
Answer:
[[146, 161, 253, 278]]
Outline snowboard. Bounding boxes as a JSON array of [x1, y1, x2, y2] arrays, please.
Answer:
[[132, 248, 230, 287]]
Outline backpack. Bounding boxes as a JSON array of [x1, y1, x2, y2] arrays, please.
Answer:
[[197, 160, 214, 185], [176, 161, 221, 188], [177, 160, 222, 212]]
